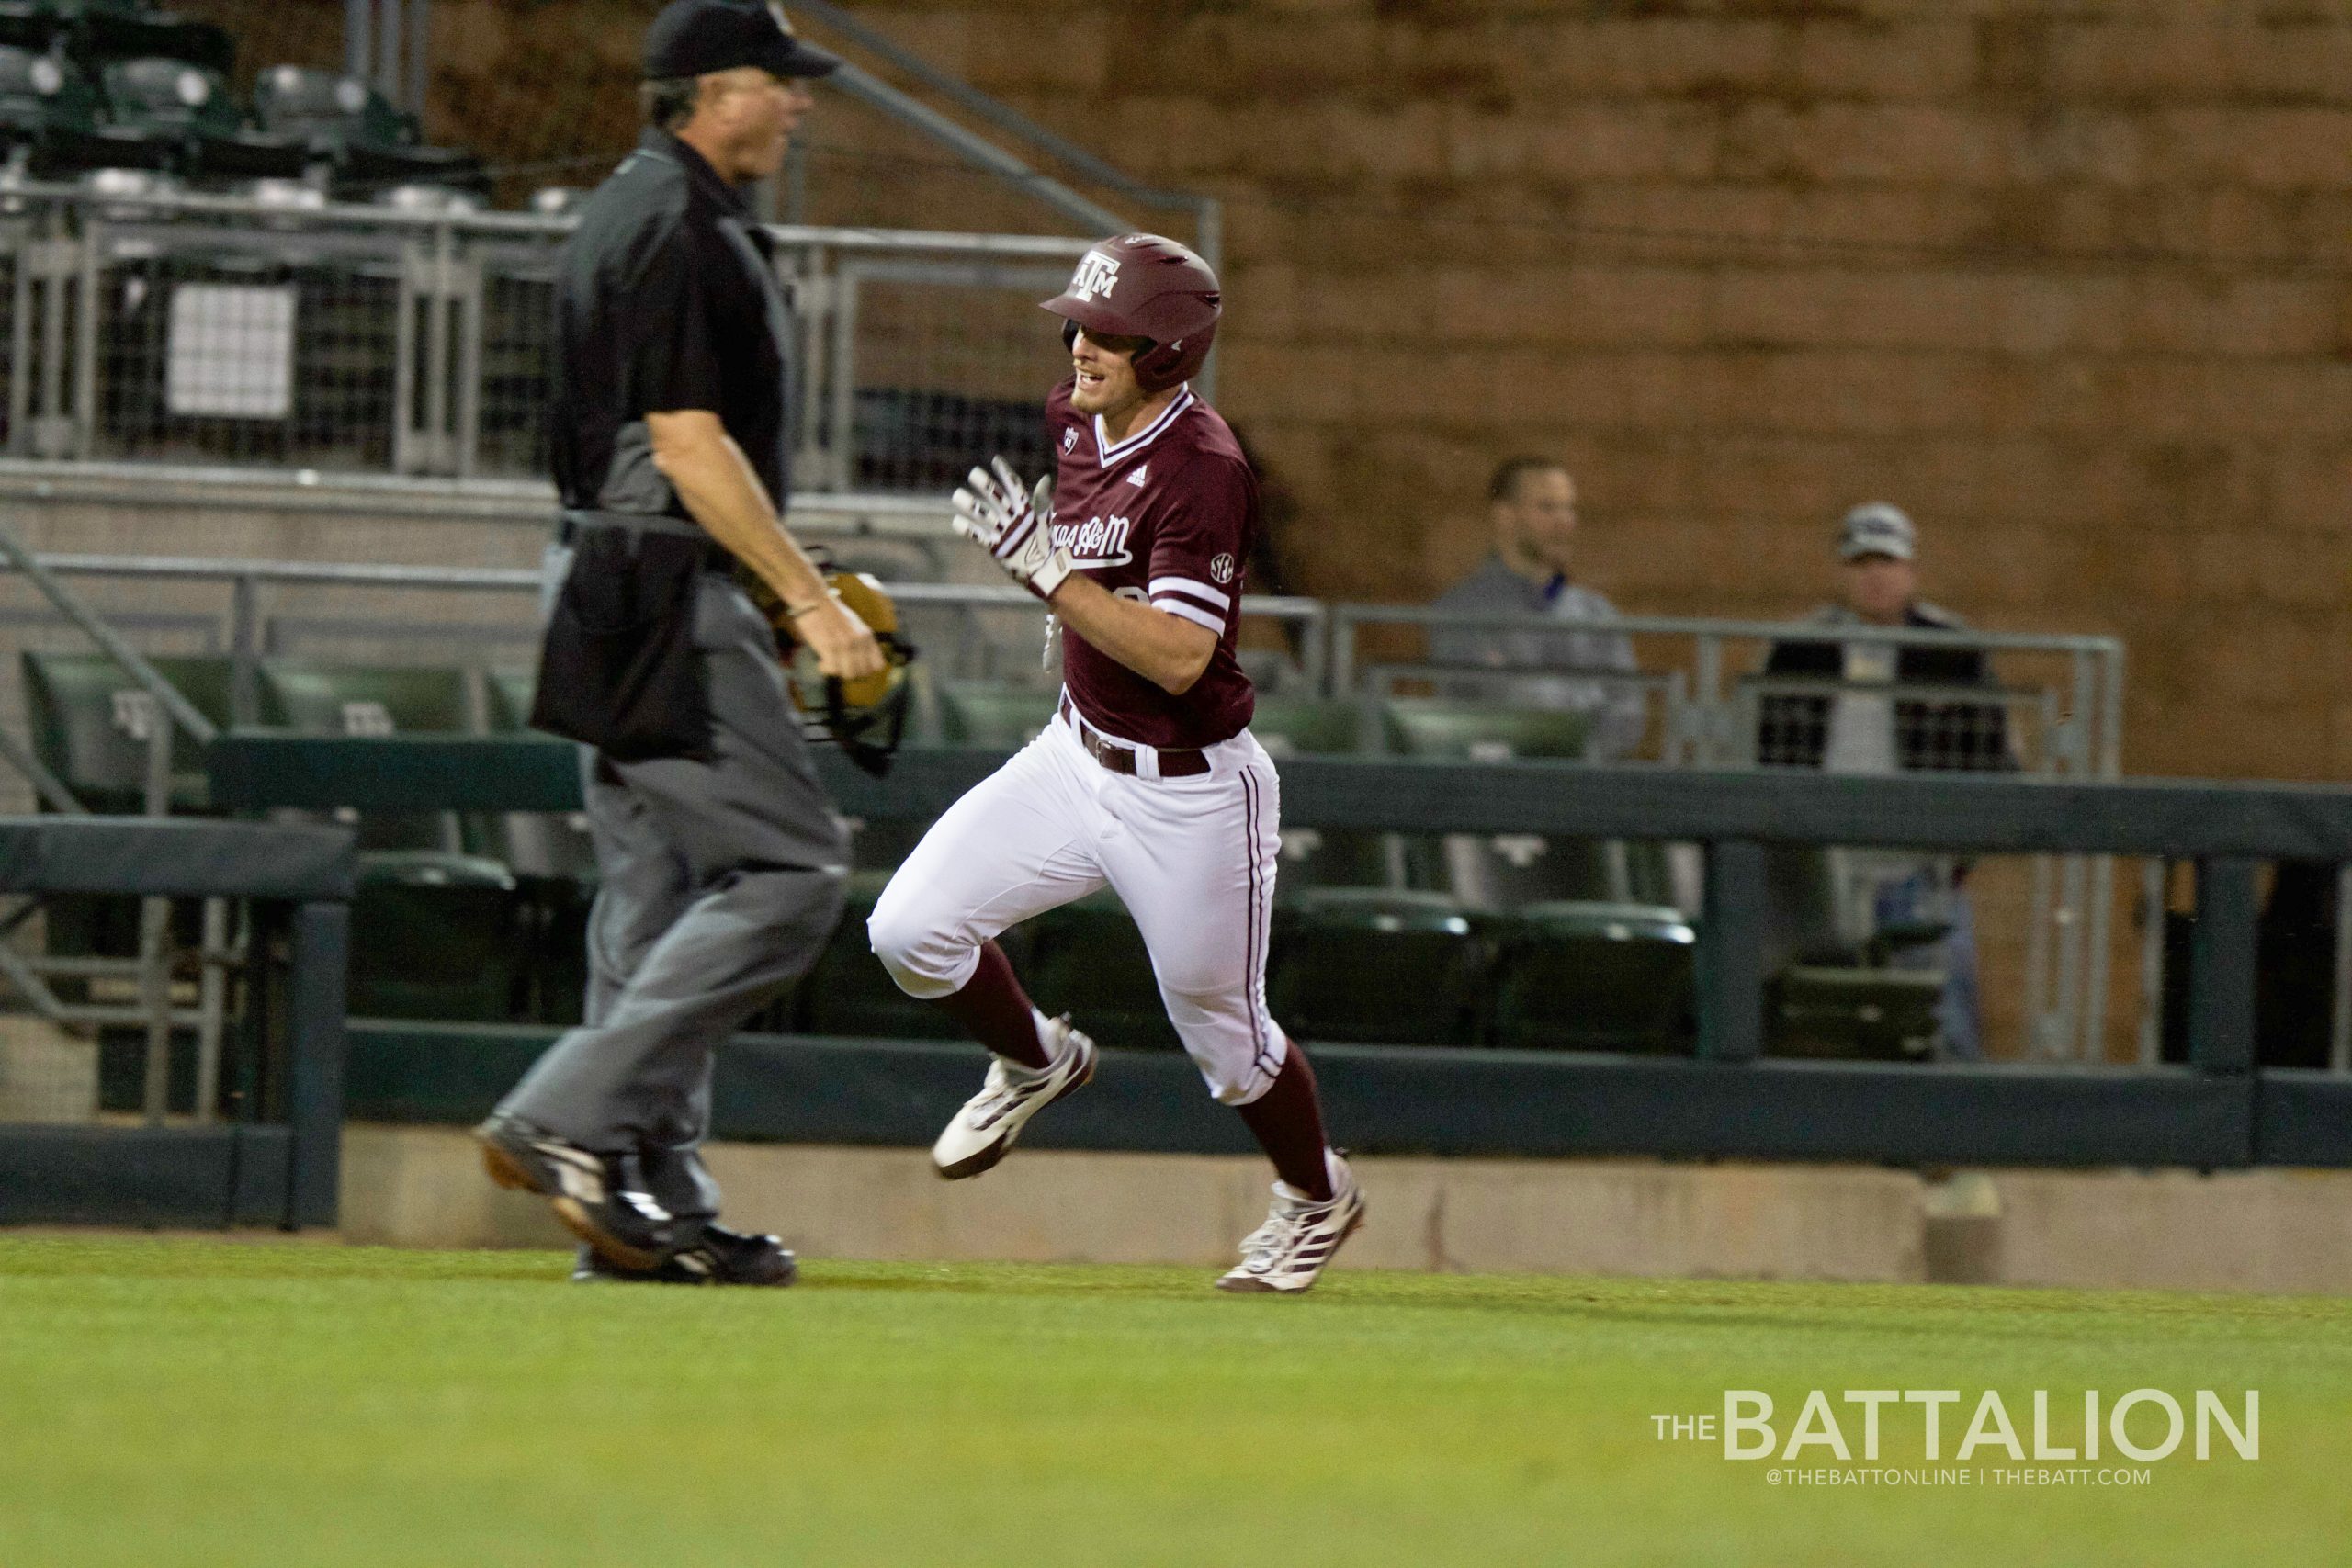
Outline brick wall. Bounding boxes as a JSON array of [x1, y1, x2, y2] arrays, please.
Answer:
[[188, 1, 2352, 781], [818, 1, 2352, 782]]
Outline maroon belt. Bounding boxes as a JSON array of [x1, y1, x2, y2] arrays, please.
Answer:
[[1058, 694, 1211, 778]]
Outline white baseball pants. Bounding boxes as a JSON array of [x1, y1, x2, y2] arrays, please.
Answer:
[[868, 706, 1289, 1104]]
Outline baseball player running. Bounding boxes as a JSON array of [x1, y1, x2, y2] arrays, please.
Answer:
[[868, 234, 1363, 1293]]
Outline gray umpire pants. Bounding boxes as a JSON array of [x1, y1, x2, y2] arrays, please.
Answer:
[[496, 543, 849, 1223]]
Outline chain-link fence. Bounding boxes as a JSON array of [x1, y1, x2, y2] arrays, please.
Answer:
[[0, 183, 1088, 486]]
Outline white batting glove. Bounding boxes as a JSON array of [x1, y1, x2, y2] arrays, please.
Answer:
[[952, 456, 1073, 602]]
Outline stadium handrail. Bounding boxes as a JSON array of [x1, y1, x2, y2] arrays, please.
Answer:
[[0, 815, 353, 1227], [0, 524, 218, 753], [205, 733, 2340, 1075], [788, 0, 1225, 386]]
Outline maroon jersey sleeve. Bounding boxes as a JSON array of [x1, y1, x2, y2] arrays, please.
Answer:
[[1145, 454, 1254, 641]]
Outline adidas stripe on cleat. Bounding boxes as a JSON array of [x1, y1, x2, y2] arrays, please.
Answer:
[[1216, 1153, 1364, 1295], [932, 1015, 1097, 1180]]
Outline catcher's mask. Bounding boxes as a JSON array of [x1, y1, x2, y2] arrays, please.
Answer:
[[763, 568, 917, 776]]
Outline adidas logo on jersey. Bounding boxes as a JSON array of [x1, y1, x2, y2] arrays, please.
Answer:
[[1127, 465, 1148, 487], [1061, 427, 1078, 452]]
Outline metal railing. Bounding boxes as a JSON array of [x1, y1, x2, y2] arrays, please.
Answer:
[[0, 520, 237, 1126], [5, 545, 2242, 1077], [1330, 605, 2125, 774], [788, 0, 1223, 333], [0, 815, 351, 1226], [0, 183, 1093, 490], [0, 550, 1326, 703], [1330, 603, 2129, 1064], [199, 732, 2352, 1168], [3, 556, 2118, 765]]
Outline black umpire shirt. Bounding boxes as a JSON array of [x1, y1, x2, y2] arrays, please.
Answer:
[[551, 127, 796, 520]]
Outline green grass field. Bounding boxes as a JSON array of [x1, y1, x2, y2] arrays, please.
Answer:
[[2, 1236, 2346, 1567]]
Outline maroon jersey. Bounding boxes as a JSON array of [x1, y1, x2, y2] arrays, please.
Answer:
[[1045, 378, 1257, 748]]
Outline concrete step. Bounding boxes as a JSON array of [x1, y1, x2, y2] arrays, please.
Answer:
[[0, 1013, 99, 1124]]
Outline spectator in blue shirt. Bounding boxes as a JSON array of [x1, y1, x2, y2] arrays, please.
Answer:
[[1430, 457, 1644, 760]]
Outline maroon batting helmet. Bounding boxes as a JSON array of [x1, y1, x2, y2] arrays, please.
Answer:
[[1040, 233, 1220, 393]]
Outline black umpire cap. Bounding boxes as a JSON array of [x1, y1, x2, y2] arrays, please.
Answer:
[[642, 0, 842, 80]]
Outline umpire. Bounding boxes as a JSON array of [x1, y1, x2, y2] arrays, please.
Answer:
[[476, 0, 881, 1285]]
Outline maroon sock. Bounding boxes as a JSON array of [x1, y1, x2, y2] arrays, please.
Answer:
[[1236, 1041, 1335, 1201], [929, 940, 1050, 1068]]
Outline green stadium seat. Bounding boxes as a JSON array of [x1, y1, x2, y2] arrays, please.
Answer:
[[1379, 698, 1589, 762], [1248, 696, 1364, 759], [319, 650, 529, 1021], [1620, 840, 1678, 907], [0, 3, 230, 69], [248, 63, 487, 197], [798, 871, 971, 1041], [0, 42, 100, 149], [250, 62, 413, 149], [935, 681, 1059, 750], [67, 5, 235, 75], [1244, 695, 1395, 896], [258, 660, 469, 733], [19, 650, 232, 813], [442, 666, 600, 1023], [339, 139, 488, 198], [515, 870, 591, 1028], [1265, 887, 1487, 1046], [257, 660, 492, 857], [490, 664, 914, 1004], [91, 55, 307, 181], [484, 668, 536, 732], [270, 667, 560, 1034], [1486, 901, 1696, 1054], [491, 661, 925, 877], [1375, 696, 1674, 913], [0, 5, 66, 54], [18, 651, 232, 976], [0, 4, 227, 73], [1767, 965, 1943, 1062], [481, 667, 599, 881], [347, 852, 528, 1022], [848, 813, 930, 874], [1023, 887, 1182, 1051], [96, 54, 234, 134], [1265, 822, 1397, 898], [1747, 849, 1949, 1063], [1437, 832, 1611, 910]]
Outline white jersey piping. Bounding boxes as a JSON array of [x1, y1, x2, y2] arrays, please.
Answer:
[[1093, 386, 1195, 466]]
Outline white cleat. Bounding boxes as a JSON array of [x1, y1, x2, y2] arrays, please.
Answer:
[[932, 1016, 1097, 1179], [1216, 1153, 1365, 1294]]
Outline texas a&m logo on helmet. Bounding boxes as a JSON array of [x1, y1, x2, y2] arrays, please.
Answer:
[[1041, 233, 1221, 392], [1069, 250, 1121, 303]]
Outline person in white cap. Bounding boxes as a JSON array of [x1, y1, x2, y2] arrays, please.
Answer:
[[1756, 503, 2013, 1058]]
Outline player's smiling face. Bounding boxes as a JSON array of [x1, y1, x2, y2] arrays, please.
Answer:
[[1069, 326, 1150, 421]]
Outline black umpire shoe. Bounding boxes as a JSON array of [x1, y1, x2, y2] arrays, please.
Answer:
[[473, 1111, 682, 1270], [570, 1224, 798, 1287]]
